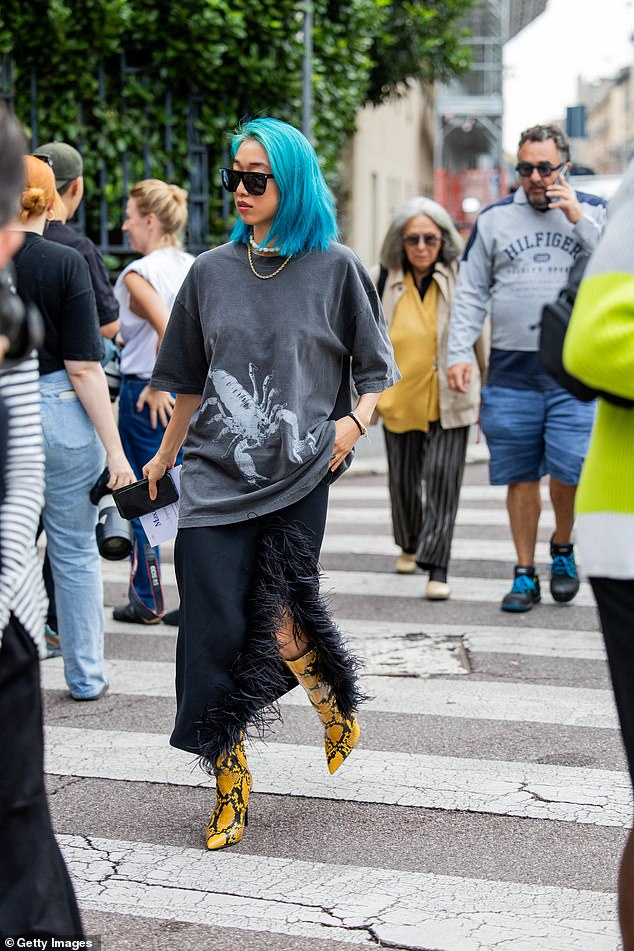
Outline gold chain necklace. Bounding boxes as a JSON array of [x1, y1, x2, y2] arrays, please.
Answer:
[[247, 244, 292, 280]]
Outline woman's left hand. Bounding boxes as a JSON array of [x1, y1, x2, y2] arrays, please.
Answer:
[[136, 385, 176, 429], [105, 449, 136, 490], [329, 416, 361, 471]]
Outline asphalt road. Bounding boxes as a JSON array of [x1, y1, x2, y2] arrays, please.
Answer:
[[40, 451, 626, 951]]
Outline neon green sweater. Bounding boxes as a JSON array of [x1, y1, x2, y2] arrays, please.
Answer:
[[564, 160, 634, 578]]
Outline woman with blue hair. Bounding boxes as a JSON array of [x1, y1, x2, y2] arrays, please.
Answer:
[[144, 117, 398, 850]]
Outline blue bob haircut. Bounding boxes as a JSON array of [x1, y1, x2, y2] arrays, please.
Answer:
[[229, 117, 338, 256]]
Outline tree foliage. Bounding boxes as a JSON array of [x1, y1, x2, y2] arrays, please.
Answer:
[[0, 0, 473, 249], [366, 1, 475, 104]]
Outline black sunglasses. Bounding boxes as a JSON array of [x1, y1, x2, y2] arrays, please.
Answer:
[[403, 233, 441, 248], [220, 167, 274, 196], [32, 153, 53, 167], [515, 161, 564, 179]]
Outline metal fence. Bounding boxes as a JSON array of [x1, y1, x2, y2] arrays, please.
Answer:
[[1, 54, 225, 260]]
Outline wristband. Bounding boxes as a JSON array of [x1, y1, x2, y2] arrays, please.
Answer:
[[348, 411, 368, 437]]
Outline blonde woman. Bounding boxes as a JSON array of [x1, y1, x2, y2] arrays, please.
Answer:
[[12, 155, 134, 700], [113, 180, 194, 624], [374, 197, 488, 600]]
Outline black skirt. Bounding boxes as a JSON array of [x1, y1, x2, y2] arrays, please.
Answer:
[[170, 479, 364, 769]]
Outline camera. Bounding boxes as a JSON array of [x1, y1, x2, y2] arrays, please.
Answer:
[[103, 346, 121, 402], [90, 467, 133, 560], [0, 265, 44, 367]]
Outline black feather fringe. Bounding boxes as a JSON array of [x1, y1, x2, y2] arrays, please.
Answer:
[[195, 515, 366, 773]]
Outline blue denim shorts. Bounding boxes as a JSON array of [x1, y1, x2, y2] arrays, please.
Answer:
[[479, 384, 596, 485]]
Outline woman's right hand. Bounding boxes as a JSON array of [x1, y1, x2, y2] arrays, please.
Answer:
[[143, 452, 173, 501], [136, 385, 175, 429]]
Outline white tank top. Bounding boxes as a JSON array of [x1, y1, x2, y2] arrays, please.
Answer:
[[115, 246, 194, 378]]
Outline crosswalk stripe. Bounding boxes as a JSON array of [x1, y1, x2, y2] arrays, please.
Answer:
[[324, 569, 596, 607], [59, 832, 619, 951], [330, 484, 553, 503], [100, 562, 596, 607], [340, 619, 607, 661], [102, 616, 607, 662], [326, 506, 556, 527], [321, 534, 556, 563], [41, 659, 617, 728], [45, 727, 632, 828]]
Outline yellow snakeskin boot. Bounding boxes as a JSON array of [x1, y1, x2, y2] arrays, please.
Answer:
[[206, 739, 252, 851], [285, 648, 360, 774]]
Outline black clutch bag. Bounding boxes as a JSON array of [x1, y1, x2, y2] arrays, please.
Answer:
[[112, 472, 179, 521]]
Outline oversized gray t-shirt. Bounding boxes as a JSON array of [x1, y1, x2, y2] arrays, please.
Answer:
[[151, 240, 399, 527]]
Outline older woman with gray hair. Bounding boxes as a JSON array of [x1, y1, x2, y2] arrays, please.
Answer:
[[372, 196, 488, 599]]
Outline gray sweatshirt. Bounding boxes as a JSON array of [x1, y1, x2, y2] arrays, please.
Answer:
[[152, 240, 398, 526], [448, 186, 606, 387]]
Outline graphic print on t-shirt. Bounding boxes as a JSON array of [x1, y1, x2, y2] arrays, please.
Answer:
[[201, 362, 317, 486]]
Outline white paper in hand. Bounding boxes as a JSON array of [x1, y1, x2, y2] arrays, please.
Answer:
[[139, 465, 182, 546]]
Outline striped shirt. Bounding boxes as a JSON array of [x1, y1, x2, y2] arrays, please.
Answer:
[[0, 354, 47, 653]]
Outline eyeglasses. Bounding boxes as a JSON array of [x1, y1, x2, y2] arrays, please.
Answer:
[[32, 153, 53, 167], [403, 233, 441, 248], [515, 161, 564, 179], [220, 167, 274, 196]]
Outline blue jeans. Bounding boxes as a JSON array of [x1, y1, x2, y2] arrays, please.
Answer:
[[40, 371, 107, 699], [118, 375, 181, 614]]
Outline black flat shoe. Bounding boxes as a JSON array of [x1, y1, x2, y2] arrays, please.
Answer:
[[113, 602, 161, 625], [162, 609, 179, 626]]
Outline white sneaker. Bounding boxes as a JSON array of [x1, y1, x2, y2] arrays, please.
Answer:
[[426, 579, 451, 600], [395, 552, 417, 574]]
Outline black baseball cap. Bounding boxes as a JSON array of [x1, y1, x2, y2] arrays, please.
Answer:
[[33, 141, 83, 190]]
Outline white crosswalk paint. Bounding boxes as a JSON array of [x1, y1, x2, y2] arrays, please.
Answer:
[[101, 561, 594, 606], [321, 534, 555, 563], [330, 484, 553, 503], [340, 619, 607, 661], [280, 675, 619, 729], [324, 569, 596, 607], [101, 616, 607, 662], [59, 832, 620, 951], [44, 727, 632, 828], [42, 658, 617, 727], [326, 506, 556, 527]]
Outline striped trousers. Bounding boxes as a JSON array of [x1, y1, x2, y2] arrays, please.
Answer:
[[383, 423, 470, 570]]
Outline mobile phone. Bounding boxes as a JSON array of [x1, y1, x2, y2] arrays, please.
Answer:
[[549, 167, 567, 204], [112, 472, 179, 520]]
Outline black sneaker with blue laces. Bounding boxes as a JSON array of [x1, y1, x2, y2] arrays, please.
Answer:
[[501, 565, 541, 612], [550, 538, 580, 603]]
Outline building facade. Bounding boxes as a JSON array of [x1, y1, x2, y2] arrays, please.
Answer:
[[434, 0, 547, 233], [572, 68, 633, 175], [341, 81, 435, 268], [342, 0, 547, 264]]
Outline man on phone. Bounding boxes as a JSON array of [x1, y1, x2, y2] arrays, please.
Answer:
[[447, 124, 606, 612]]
